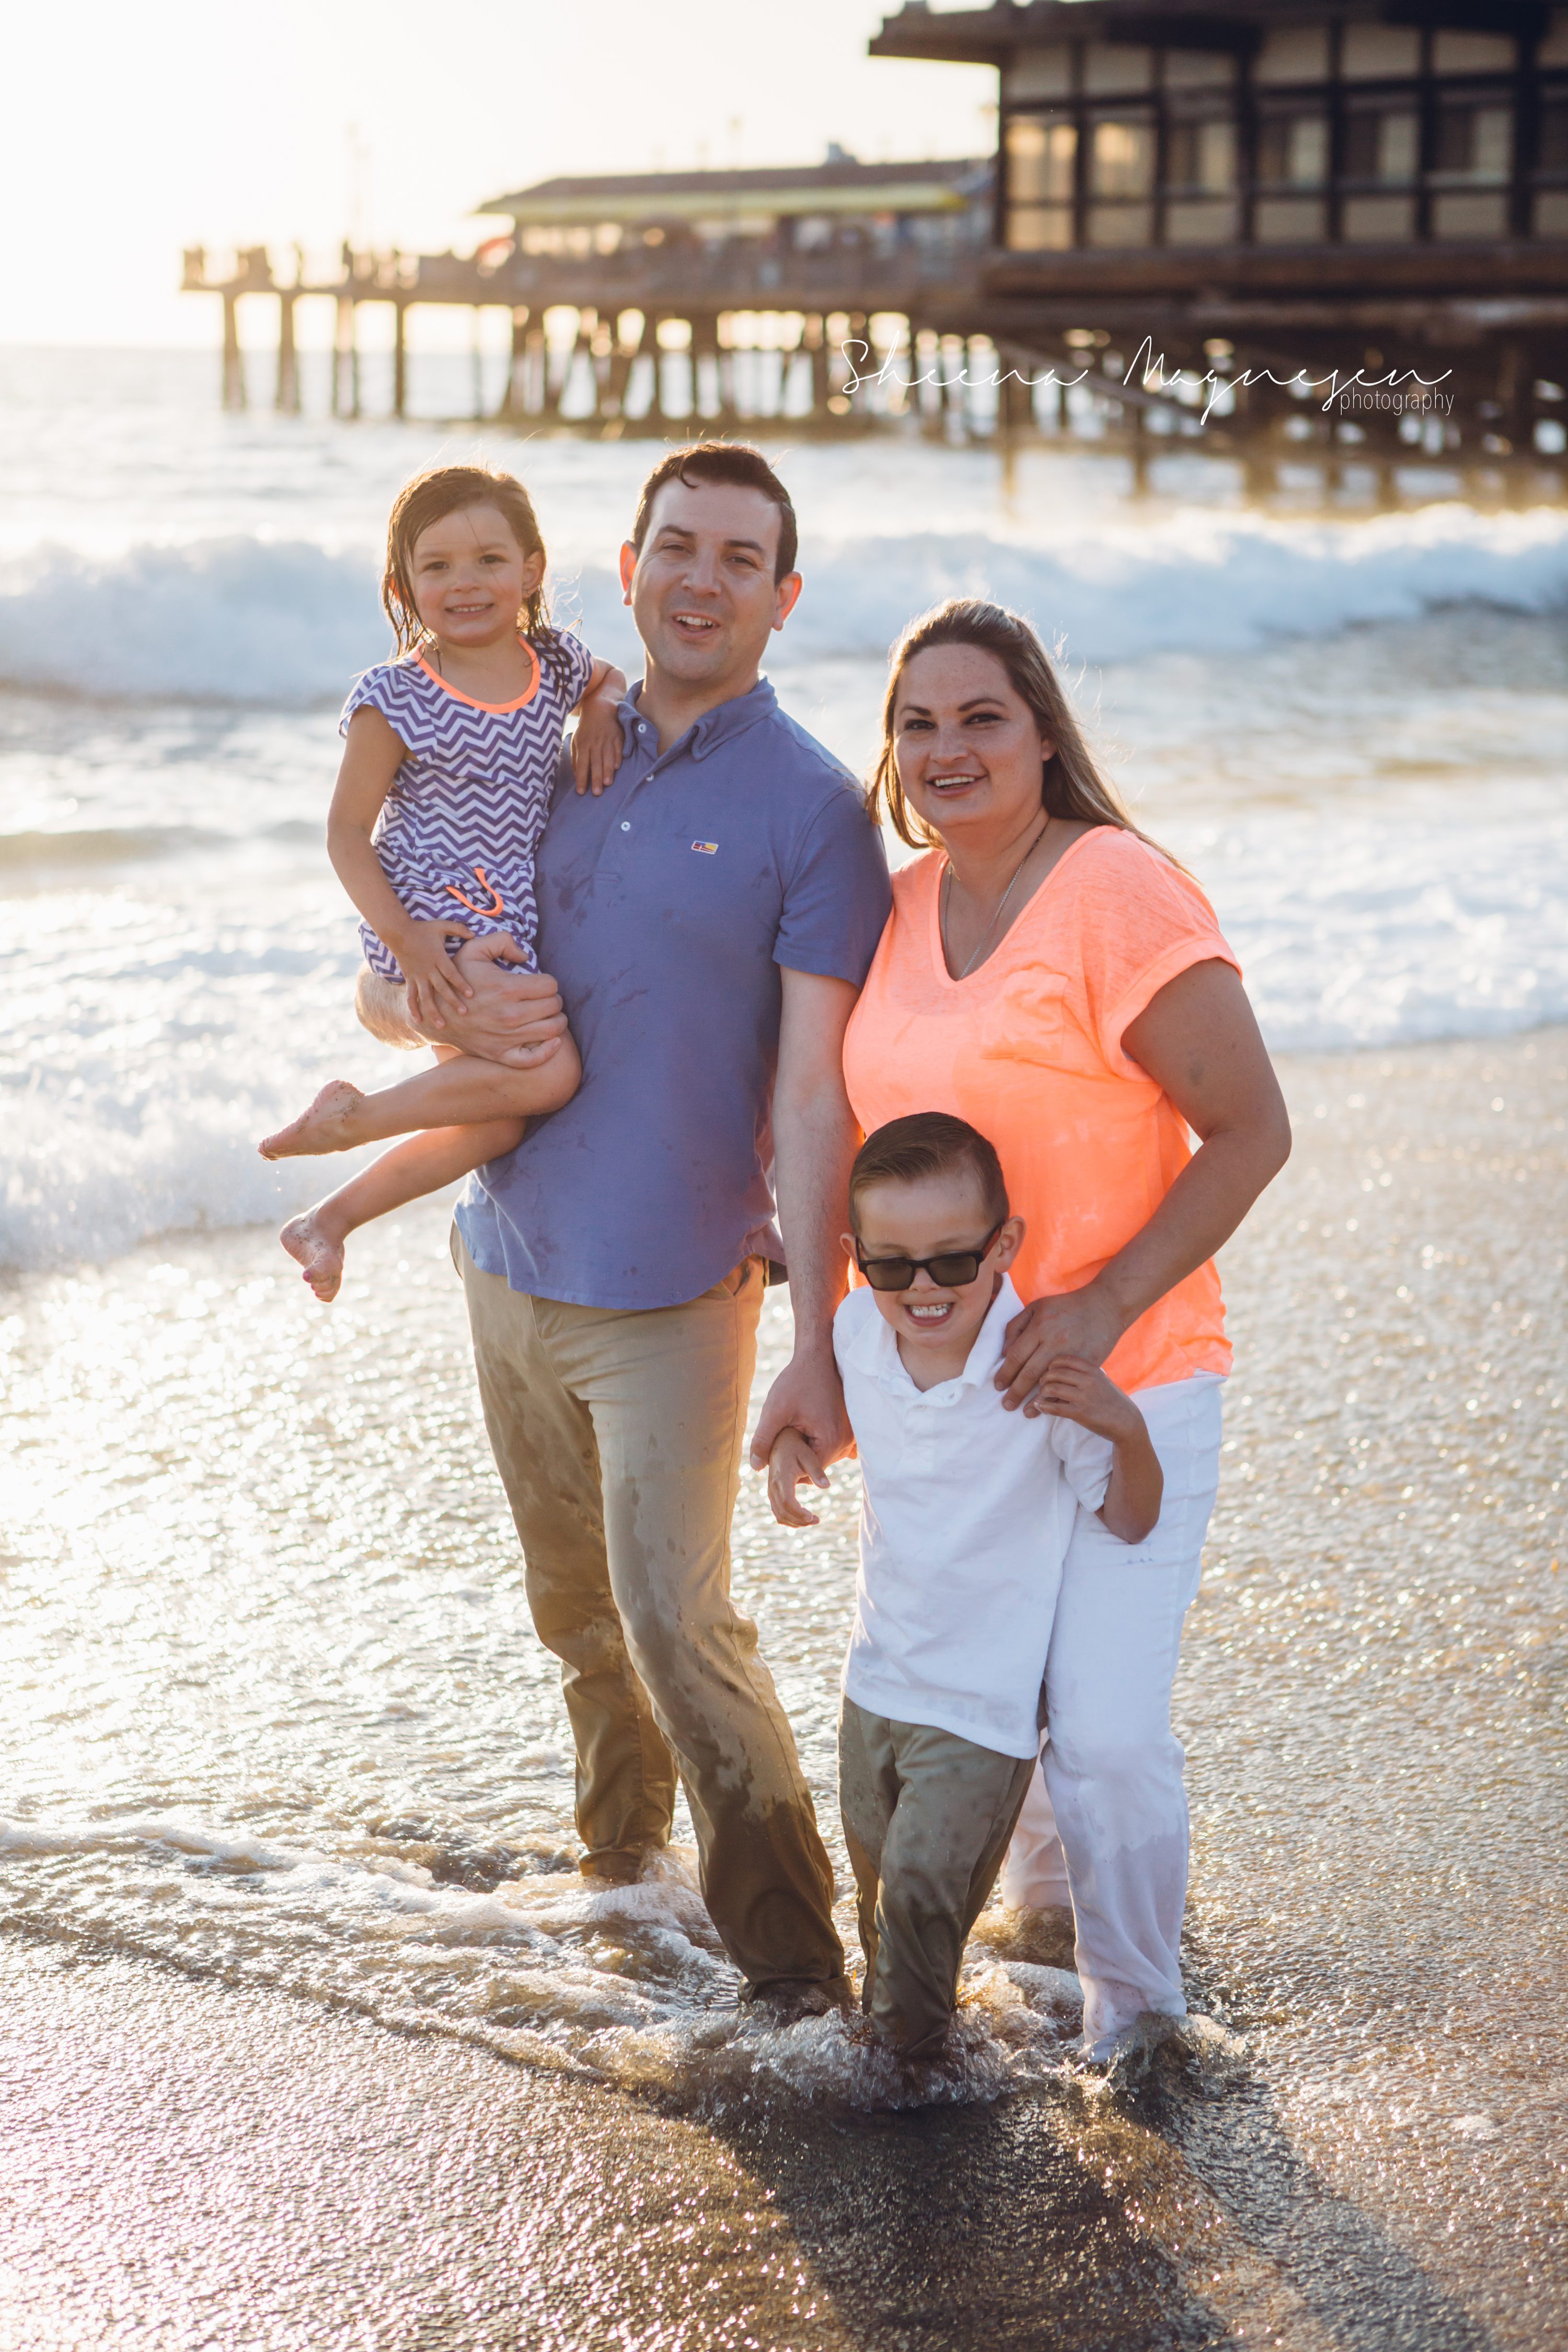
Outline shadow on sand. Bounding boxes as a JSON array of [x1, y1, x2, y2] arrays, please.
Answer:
[[696, 2038, 1506, 2352]]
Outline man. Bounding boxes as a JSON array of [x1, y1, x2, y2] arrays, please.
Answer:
[[360, 444, 890, 2015]]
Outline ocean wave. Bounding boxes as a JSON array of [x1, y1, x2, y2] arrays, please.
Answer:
[[780, 503, 1568, 669], [0, 538, 385, 705], [3, 504, 1566, 705]]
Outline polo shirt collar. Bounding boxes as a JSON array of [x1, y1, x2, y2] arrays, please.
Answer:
[[620, 675, 778, 764], [849, 1273, 1023, 1403]]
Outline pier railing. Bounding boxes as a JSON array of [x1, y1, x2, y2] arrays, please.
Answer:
[[183, 237, 985, 315]]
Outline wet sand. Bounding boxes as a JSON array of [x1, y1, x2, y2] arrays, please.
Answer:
[[2, 1029, 1564, 2350]]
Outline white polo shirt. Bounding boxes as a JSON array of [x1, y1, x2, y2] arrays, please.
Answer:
[[834, 1274, 1113, 1761]]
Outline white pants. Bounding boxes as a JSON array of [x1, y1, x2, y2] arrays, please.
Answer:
[[1000, 1373, 1223, 2058]]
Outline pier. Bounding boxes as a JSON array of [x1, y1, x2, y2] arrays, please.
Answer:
[[181, 154, 999, 437], [183, 1, 1568, 495]]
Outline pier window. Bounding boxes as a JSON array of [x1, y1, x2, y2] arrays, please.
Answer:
[[1431, 95, 1513, 240], [1256, 107, 1329, 243], [1002, 49, 1071, 103], [1343, 99, 1419, 241], [1088, 113, 1155, 245], [1431, 32, 1516, 77], [1254, 25, 1330, 84], [985, 22, 1551, 261], [1082, 44, 1153, 96], [1536, 86, 1568, 237], [1004, 115, 1076, 250], [1165, 111, 1237, 244], [1340, 25, 1421, 80]]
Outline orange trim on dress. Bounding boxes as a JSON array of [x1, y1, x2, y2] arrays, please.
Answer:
[[413, 636, 541, 714], [445, 868, 507, 917]]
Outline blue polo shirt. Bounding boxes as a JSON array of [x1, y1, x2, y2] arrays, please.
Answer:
[[454, 676, 892, 1311]]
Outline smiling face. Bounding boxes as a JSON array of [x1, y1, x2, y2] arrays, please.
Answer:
[[620, 477, 802, 695], [407, 503, 544, 650], [849, 1167, 1024, 1374], [893, 642, 1055, 849]]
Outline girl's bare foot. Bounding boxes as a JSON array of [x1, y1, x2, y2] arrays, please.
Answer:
[[279, 1206, 350, 1303], [259, 1081, 366, 1159]]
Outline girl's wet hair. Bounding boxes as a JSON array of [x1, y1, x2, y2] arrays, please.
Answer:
[[382, 464, 574, 691], [869, 596, 1172, 862]]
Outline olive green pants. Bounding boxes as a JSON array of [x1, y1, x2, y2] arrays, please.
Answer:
[[456, 1235, 845, 1993], [839, 1697, 1035, 2057]]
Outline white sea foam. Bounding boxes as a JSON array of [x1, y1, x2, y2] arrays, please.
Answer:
[[0, 1812, 1093, 2107], [1184, 802, 1568, 1052], [783, 502, 1568, 670], [2, 503, 1565, 705]]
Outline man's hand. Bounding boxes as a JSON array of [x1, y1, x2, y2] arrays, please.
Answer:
[[767, 1426, 832, 1528], [404, 934, 569, 1067], [751, 1341, 853, 1472], [994, 1282, 1127, 1415], [751, 968, 862, 1468]]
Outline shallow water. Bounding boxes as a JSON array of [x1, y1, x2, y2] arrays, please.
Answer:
[[3, 1034, 1566, 2346]]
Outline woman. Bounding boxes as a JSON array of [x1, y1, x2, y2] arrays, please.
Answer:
[[840, 598, 1291, 2062]]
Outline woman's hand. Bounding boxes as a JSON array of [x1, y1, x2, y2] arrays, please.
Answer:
[[571, 691, 625, 795], [995, 1283, 1126, 1414], [767, 1427, 832, 1528], [390, 919, 475, 1029]]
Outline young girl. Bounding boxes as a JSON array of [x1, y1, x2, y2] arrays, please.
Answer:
[[259, 463, 626, 1301]]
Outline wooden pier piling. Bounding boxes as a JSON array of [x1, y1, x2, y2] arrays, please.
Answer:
[[275, 290, 298, 414], [221, 292, 243, 411], [392, 299, 407, 421]]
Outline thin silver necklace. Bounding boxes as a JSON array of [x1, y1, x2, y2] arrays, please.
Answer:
[[941, 815, 1052, 981]]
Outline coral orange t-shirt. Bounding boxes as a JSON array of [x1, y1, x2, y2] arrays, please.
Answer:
[[841, 828, 1240, 1395]]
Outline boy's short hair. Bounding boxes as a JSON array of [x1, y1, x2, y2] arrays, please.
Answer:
[[849, 1113, 1010, 1233], [630, 443, 798, 581]]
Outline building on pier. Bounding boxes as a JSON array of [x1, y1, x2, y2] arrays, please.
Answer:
[[183, 150, 993, 430], [870, 0, 1568, 472]]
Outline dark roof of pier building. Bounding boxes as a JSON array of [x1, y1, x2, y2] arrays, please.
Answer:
[[478, 156, 988, 228], [871, 1, 1551, 65]]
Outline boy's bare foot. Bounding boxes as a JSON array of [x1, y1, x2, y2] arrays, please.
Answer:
[[279, 1207, 350, 1303], [259, 1081, 366, 1159]]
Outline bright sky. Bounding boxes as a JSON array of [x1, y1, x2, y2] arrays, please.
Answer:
[[2, 0, 995, 346]]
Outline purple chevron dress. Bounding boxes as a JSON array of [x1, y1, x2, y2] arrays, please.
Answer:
[[340, 631, 595, 983]]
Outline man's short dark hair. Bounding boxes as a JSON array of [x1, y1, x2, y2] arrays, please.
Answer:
[[630, 443, 798, 582], [849, 1113, 1010, 1233]]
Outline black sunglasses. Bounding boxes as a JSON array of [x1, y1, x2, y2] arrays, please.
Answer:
[[854, 1224, 1004, 1294]]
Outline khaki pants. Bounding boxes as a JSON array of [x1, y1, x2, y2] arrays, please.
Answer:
[[839, 1697, 1034, 2057], [456, 1236, 845, 1992]]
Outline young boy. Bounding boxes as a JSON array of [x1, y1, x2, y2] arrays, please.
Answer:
[[767, 1112, 1162, 2061]]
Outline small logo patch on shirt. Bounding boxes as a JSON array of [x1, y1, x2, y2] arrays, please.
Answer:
[[691, 840, 719, 855]]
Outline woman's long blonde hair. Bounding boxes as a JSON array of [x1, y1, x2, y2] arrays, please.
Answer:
[[868, 597, 1171, 861]]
